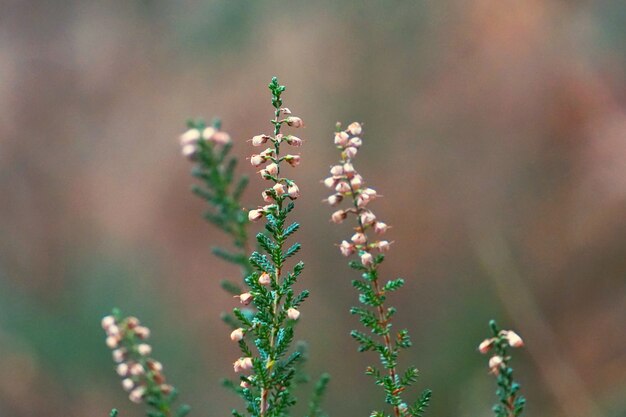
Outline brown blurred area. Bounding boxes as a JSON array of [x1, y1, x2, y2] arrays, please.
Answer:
[[0, 1, 624, 416]]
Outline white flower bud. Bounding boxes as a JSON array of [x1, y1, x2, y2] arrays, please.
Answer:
[[285, 117, 303, 128], [489, 355, 504, 374], [116, 363, 129, 376], [112, 349, 126, 363], [345, 146, 358, 158], [334, 131, 349, 147], [129, 386, 146, 403], [122, 378, 134, 392], [504, 330, 524, 348], [130, 363, 145, 376], [325, 194, 343, 206], [265, 163, 279, 176], [351, 232, 367, 245], [377, 241, 391, 252], [251, 134, 270, 146], [343, 163, 355, 176], [347, 122, 362, 135], [250, 154, 265, 167], [360, 252, 374, 267], [201, 127, 216, 141], [330, 165, 344, 177], [101, 315, 116, 330], [287, 183, 300, 199], [240, 380, 251, 388], [360, 211, 376, 225], [323, 177, 337, 188], [374, 222, 389, 234], [248, 209, 264, 222], [107, 325, 120, 337], [106, 336, 119, 349], [331, 210, 347, 224], [284, 135, 303, 146], [230, 328, 245, 342], [181, 144, 197, 160], [287, 308, 300, 320], [349, 137, 362, 148], [233, 357, 254, 372], [335, 181, 351, 194], [134, 326, 151, 339], [179, 129, 201, 145], [280, 107, 292, 115], [137, 344, 152, 356], [339, 240, 355, 257]]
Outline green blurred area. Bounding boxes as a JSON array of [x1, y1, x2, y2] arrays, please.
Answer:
[[0, 1, 625, 417]]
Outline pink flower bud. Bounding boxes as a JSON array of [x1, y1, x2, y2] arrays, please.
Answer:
[[285, 117, 304, 128], [363, 188, 378, 197], [112, 349, 126, 363], [280, 107, 292, 115], [345, 147, 358, 159], [134, 326, 150, 339], [284, 154, 301, 167], [212, 131, 231, 145], [288, 183, 300, 199], [126, 317, 139, 328], [265, 163, 279, 176], [116, 363, 129, 376], [361, 252, 374, 267], [272, 183, 286, 196], [137, 344, 152, 356], [261, 190, 273, 203], [260, 148, 275, 157], [234, 357, 254, 372], [374, 222, 389, 234], [106, 325, 120, 337], [248, 209, 264, 222], [230, 328, 245, 342], [284, 135, 303, 146], [351, 232, 367, 245], [101, 315, 116, 330], [330, 165, 344, 177], [356, 193, 370, 207], [287, 308, 300, 320], [504, 330, 524, 348], [325, 194, 343, 206], [339, 240, 355, 257], [258, 272, 271, 285], [201, 127, 216, 141], [129, 386, 146, 403], [349, 137, 362, 148], [335, 181, 351, 194], [160, 384, 173, 395], [106, 336, 119, 348], [478, 338, 494, 354], [360, 211, 376, 225], [122, 378, 134, 392], [240, 380, 251, 388], [250, 154, 265, 167], [130, 363, 145, 376], [350, 175, 363, 189], [323, 177, 337, 188], [251, 134, 270, 146], [237, 292, 253, 305], [377, 240, 391, 251], [179, 129, 201, 145], [489, 355, 504, 374], [334, 131, 349, 147], [331, 210, 347, 224], [347, 122, 362, 135]]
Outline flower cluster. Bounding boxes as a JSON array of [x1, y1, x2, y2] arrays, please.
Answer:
[[324, 122, 390, 267], [324, 122, 430, 417], [179, 125, 231, 160], [247, 118, 302, 223], [479, 320, 526, 417], [102, 311, 189, 417]]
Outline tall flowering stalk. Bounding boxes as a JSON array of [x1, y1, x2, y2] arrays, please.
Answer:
[[228, 77, 318, 417], [324, 122, 431, 417], [102, 310, 190, 417], [478, 320, 526, 417]]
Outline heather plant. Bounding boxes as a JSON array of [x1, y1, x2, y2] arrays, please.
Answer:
[[323, 122, 432, 417], [101, 78, 528, 417]]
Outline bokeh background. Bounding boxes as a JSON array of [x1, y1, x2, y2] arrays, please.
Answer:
[[1, 1, 625, 416]]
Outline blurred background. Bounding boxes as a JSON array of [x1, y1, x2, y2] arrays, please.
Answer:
[[1, 1, 625, 416]]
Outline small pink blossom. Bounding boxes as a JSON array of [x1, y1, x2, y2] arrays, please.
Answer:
[[345, 146, 358, 159], [272, 183, 286, 196], [351, 232, 367, 245], [129, 386, 146, 403], [360, 211, 376, 225], [251, 134, 271, 146], [489, 355, 504, 374], [376, 240, 391, 251], [237, 292, 253, 305], [503, 330, 524, 348], [122, 378, 134, 392], [284, 154, 301, 167], [347, 122, 362, 135], [349, 137, 362, 148], [360, 252, 374, 267], [230, 328, 245, 342], [181, 144, 197, 160], [323, 177, 337, 188], [350, 175, 363, 189], [134, 326, 151, 339], [101, 315, 116, 330], [330, 165, 344, 177], [106, 336, 119, 349], [374, 222, 389, 234], [325, 194, 343, 206], [335, 181, 351, 194], [265, 163, 279, 176], [137, 344, 152, 356], [201, 127, 216, 141], [248, 209, 264, 222], [116, 363, 129, 376], [179, 128, 201, 145], [212, 131, 231, 145], [250, 154, 265, 167], [233, 357, 254, 372], [339, 240, 355, 256], [258, 272, 271, 286], [478, 338, 494, 354], [130, 363, 145, 376], [287, 308, 300, 320], [334, 131, 349, 147], [285, 117, 304, 128], [287, 183, 300, 199], [331, 210, 347, 224]]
